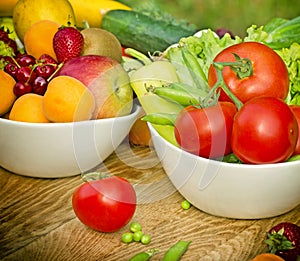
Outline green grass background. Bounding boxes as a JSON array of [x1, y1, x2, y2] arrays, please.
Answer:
[[155, 0, 300, 37]]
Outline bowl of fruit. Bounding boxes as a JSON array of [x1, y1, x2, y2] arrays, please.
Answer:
[[0, 49, 140, 178], [0, 102, 141, 178]]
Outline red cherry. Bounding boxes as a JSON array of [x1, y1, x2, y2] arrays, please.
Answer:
[[16, 66, 36, 83], [32, 76, 48, 95], [4, 63, 18, 79], [34, 64, 55, 78], [16, 54, 36, 67], [13, 82, 32, 97]]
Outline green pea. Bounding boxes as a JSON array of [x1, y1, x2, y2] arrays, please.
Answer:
[[181, 200, 191, 210], [140, 234, 151, 245], [128, 248, 159, 261], [162, 240, 191, 261], [130, 222, 142, 233], [122, 232, 133, 243], [133, 230, 144, 242]]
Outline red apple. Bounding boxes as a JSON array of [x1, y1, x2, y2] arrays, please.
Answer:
[[58, 55, 133, 119]]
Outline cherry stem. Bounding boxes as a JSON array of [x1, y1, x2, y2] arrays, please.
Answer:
[[47, 62, 64, 82]]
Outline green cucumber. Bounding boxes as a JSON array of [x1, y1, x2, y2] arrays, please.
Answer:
[[101, 10, 198, 54]]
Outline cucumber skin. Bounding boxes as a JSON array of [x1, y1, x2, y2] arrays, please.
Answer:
[[101, 10, 198, 54]]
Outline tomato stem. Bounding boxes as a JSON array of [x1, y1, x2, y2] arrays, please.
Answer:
[[208, 61, 244, 110], [214, 53, 253, 79], [81, 172, 112, 182]]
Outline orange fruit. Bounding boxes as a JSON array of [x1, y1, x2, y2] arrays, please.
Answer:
[[43, 76, 95, 122], [0, 70, 17, 116], [9, 93, 50, 123], [251, 253, 285, 261], [129, 113, 153, 147], [24, 20, 59, 60]]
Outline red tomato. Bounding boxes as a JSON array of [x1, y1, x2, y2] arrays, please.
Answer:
[[174, 102, 237, 159], [72, 175, 136, 232], [290, 105, 300, 155], [208, 42, 289, 103], [231, 97, 298, 164]]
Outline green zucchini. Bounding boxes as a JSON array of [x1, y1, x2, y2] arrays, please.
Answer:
[[101, 10, 198, 54]]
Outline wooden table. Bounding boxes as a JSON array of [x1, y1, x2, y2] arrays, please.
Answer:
[[1, 138, 299, 261]]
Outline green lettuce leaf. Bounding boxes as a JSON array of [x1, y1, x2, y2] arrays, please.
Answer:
[[165, 29, 242, 88], [276, 43, 300, 105]]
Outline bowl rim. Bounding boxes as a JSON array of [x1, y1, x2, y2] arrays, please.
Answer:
[[0, 103, 142, 128], [148, 122, 300, 169]]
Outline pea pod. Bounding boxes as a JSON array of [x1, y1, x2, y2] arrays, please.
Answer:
[[181, 48, 209, 91], [128, 248, 159, 261], [142, 113, 177, 126], [152, 87, 200, 106], [162, 241, 191, 261]]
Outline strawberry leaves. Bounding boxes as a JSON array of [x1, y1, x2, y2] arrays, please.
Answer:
[[265, 222, 300, 261]]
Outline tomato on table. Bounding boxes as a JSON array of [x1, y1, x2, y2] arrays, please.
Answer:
[[72, 174, 136, 232], [174, 101, 237, 159], [208, 42, 289, 103], [231, 97, 298, 164]]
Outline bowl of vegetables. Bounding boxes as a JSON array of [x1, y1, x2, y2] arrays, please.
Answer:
[[125, 21, 300, 219], [148, 122, 300, 219], [0, 103, 142, 178]]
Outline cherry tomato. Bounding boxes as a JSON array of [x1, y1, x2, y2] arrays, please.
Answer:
[[290, 105, 300, 155], [174, 102, 237, 159], [231, 97, 298, 164], [72, 175, 136, 232], [208, 42, 289, 103]]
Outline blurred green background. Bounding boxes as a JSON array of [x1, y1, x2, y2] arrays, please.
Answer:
[[155, 0, 300, 37]]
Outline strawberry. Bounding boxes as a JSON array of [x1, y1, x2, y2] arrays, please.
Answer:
[[265, 222, 300, 261], [53, 26, 83, 63]]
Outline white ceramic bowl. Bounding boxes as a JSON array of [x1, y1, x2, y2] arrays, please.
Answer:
[[148, 123, 300, 219], [0, 104, 141, 178]]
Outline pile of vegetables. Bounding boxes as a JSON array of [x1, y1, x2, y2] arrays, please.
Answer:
[[122, 15, 300, 164]]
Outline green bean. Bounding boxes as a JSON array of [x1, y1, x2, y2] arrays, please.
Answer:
[[142, 113, 177, 126], [167, 82, 207, 97], [128, 248, 159, 261], [162, 241, 192, 261], [152, 87, 199, 106]]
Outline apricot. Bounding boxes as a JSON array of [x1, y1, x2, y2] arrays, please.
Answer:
[[24, 20, 59, 60], [43, 76, 95, 122], [251, 253, 285, 261], [129, 113, 153, 147], [9, 93, 50, 123], [0, 70, 16, 116]]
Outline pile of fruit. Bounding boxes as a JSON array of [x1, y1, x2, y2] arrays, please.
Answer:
[[0, 0, 152, 123]]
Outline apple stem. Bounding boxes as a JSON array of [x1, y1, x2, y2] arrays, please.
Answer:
[[82, 20, 90, 29]]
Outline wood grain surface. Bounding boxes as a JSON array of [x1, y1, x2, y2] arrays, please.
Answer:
[[1, 138, 299, 261]]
